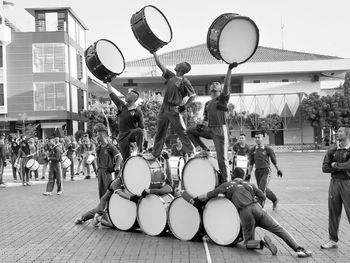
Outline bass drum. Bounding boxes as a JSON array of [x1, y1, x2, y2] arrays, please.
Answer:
[[137, 194, 174, 236], [122, 155, 165, 196], [84, 39, 125, 83], [131, 5, 172, 52], [168, 196, 202, 241], [107, 191, 138, 231], [203, 197, 241, 246], [207, 13, 259, 64]]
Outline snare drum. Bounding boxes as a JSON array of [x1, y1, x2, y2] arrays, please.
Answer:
[[235, 155, 248, 169], [107, 191, 138, 231], [131, 5, 173, 52], [168, 156, 185, 181], [137, 193, 174, 236], [61, 156, 71, 169], [86, 154, 95, 165], [84, 39, 125, 83], [207, 13, 259, 64], [25, 159, 40, 171], [122, 155, 165, 196], [203, 197, 241, 246], [168, 196, 201, 241], [182, 156, 218, 197]]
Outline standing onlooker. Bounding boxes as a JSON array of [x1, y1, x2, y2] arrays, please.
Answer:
[[247, 131, 283, 209], [43, 136, 63, 196], [10, 137, 21, 182], [0, 133, 7, 188], [321, 126, 350, 249]]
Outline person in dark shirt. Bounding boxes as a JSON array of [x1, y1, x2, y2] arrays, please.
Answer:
[[145, 51, 196, 160], [62, 136, 77, 181], [171, 137, 186, 157], [0, 134, 7, 188], [187, 63, 237, 184], [107, 82, 144, 162], [232, 133, 250, 173], [196, 167, 312, 258], [10, 138, 21, 183], [247, 131, 283, 209], [321, 126, 350, 249]]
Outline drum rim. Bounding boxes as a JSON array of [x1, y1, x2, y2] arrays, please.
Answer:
[[206, 13, 259, 65], [131, 5, 173, 52]]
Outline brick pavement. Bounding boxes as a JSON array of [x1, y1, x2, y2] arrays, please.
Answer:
[[0, 152, 349, 263]]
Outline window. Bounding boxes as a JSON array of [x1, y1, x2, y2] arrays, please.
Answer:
[[34, 82, 67, 111], [33, 43, 67, 73], [0, 46, 3, 67], [77, 53, 83, 80], [0, 84, 4, 106], [70, 46, 77, 78], [35, 12, 66, 32], [68, 13, 76, 41], [45, 12, 58, 31]]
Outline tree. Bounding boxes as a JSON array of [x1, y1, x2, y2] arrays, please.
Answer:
[[260, 114, 283, 134], [138, 94, 162, 139]]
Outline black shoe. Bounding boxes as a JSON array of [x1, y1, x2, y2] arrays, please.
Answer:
[[84, 175, 91, 179], [263, 236, 277, 256]]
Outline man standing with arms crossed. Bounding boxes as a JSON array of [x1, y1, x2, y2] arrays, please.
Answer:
[[247, 131, 283, 209], [321, 126, 350, 249]]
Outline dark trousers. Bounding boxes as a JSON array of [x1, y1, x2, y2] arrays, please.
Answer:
[[0, 159, 4, 184], [11, 154, 19, 180], [187, 126, 211, 151], [328, 178, 350, 242], [46, 162, 62, 192], [118, 128, 144, 162], [255, 168, 277, 203], [152, 106, 194, 158], [97, 168, 113, 199], [21, 158, 30, 183], [241, 203, 299, 250]]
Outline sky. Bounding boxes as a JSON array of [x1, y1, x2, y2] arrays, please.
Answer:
[[5, 0, 350, 62]]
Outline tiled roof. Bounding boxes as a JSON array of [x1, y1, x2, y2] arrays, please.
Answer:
[[126, 44, 340, 67]]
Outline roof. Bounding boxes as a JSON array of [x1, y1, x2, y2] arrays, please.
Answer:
[[25, 7, 88, 30], [126, 44, 340, 67]]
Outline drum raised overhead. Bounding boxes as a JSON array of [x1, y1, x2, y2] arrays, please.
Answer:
[[207, 13, 259, 64]]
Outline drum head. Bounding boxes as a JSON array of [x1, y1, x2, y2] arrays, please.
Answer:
[[108, 193, 137, 231], [96, 39, 125, 75], [182, 157, 218, 197], [219, 17, 259, 64], [26, 159, 34, 168], [137, 194, 168, 236], [168, 197, 201, 241], [144, 6, 172, 43], [122, 156, 151, 195], [203, 198, 241, 245]]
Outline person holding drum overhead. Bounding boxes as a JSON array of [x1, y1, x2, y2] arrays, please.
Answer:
[[144, 52, 196, 161], [197, 167, 312, 258], [43, 136, 63, 196], [107, 82, 145, 162], [187, 63, 237, 184]]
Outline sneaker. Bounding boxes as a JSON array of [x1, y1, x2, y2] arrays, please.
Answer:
[[0, 183, 7, 188], [26, 182, 31, 186], [57, 191, 63, 195], [74, 218, 84, 225], [42, 192, 52, 196], [296, 247, 312, 258], [263, 235, 277, 256], [74, 172, 79, 176], [84, 175, 91, 179], [320, 240, 338, 249], [92, 213, 101, 227], [41, 176, 45, 180], [272, 199, 279, 210]]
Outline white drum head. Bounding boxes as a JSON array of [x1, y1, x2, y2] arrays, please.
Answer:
[[182, 157, 217, 197], [122, 156, 151, 196], [137, 194, 168, 236], [61, 156, 71, 168], [203, 198, 241, 245], [96, 40, 125, 74], [168, 197, 201, 241], [108, 193, 137, 230], [144, 6, 172, 43], [26, 159, 34, 168], [219, 18, 258, 64]]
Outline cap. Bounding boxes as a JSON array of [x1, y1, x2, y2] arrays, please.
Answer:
[[210, 82, 222, 92]]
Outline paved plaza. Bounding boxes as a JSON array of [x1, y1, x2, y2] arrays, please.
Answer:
[[0, 152, 349, 263]]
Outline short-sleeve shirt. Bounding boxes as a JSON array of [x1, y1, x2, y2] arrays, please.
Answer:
[[233, 142, 250, 156], [162, 69, 195, 106], [203, 93, 230, 127]]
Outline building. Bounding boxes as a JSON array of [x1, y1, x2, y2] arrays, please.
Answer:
[[111, 44, 350, 147]]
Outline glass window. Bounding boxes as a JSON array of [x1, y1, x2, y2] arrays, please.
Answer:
[[68, 13, 76, 41], [34, 82, 67, 111], [71, 84, 78, 113], [45, 12, 58, 32], [0, 84, 4, 106], [32, 43, 67, 73], [79, 25, 86, 49], [70, 46, 77, 78]]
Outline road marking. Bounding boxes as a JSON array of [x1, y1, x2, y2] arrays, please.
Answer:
[[202, 236, 212, 263]]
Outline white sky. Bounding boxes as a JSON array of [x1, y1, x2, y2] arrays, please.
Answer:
[[6, 0, 350, 61]]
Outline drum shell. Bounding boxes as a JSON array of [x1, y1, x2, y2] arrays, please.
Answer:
[[168, 156, 184, 181], [61, 156, 72, 169], [86, 154, 95, 165], [207, 13, 259, 64], [130, 5, 172, 53], [25, 159, 40, 171]]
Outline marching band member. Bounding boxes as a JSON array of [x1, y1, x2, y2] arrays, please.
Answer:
[[10, 137, 21, 182], [145, 51, 196, 160], [107, 82, 145, 162], [197, 167, 312, 258], [231, 133, 250, 176], [187, 63, 237, 184], [18, 139, 33, 186], [82, 135, 95, 179], [62, 137, 77, 181]]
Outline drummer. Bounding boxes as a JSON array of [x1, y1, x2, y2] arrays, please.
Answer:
[[196, 167, 312, 258], [187, 63, 237, 184], [231, 133, 250, 177]]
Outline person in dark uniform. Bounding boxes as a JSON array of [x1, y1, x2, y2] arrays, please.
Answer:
[[247, 131, 282, 209], [62, 137, 77, 181], [197, 167, 312, 258], [107, 82, 144, 162], [10, 138, 21, 182], [171, 137, 186, 157], [145, 51, 196, 160], [0, 133, 7, 188], [18, 139, 33, 186], [231, 133, 250, 173], [43, 136, 63, 196], [94, 123, 122, 199], [187, 63, 237, 184], [321, 126, 350, 249]]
